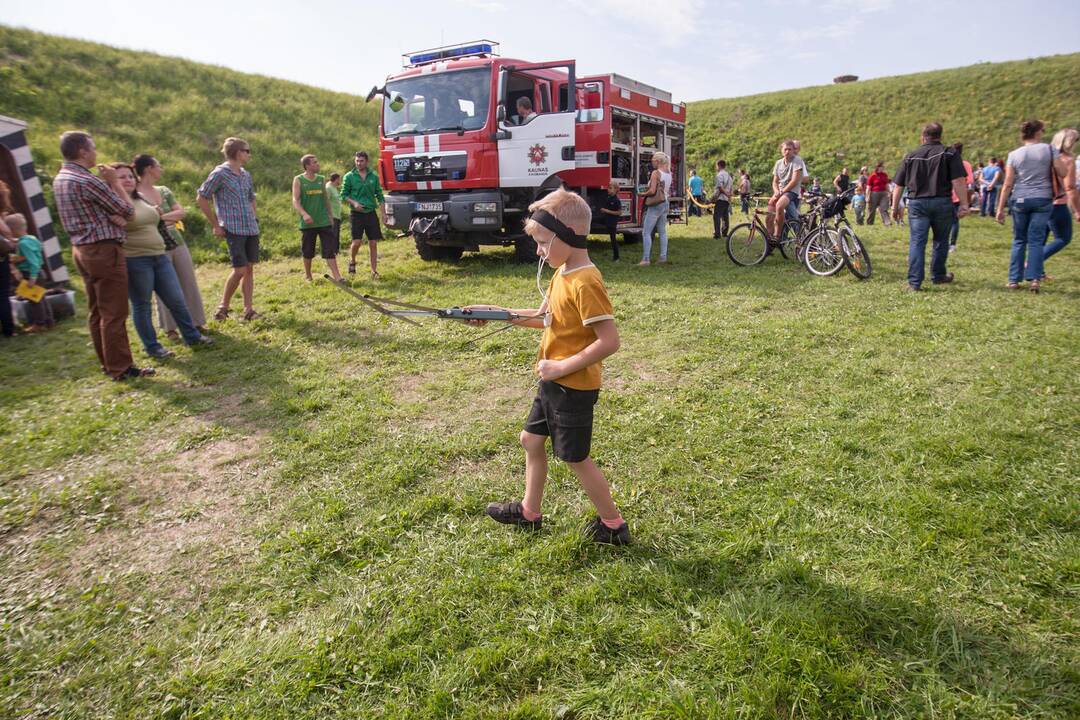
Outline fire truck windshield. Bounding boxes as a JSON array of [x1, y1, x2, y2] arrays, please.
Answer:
[[383, 68, 491, 136]]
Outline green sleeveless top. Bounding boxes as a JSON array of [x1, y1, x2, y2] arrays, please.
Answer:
[[296, 173, 330, 229]]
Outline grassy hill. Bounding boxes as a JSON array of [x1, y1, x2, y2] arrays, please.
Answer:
[[0, 26, 381, 262], [686, 54, 1080, 186], [2, 25, 1079, 256]]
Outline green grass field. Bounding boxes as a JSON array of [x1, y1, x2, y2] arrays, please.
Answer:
[[2, 215, 1077, 718]]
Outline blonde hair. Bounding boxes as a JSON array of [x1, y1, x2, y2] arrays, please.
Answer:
[[5, 212, 26, 234], [525, 188, 592, 236], [222, 137, 250, 159], [1051, 128, 1078, 156], [652, 151, 670, 170]]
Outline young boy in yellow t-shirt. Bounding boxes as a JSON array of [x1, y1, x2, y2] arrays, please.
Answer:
[[466, 189, 629, 544]]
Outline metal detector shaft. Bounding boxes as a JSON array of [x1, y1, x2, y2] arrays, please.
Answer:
[[323, 275, 422, 326], [360, 293, 518, 322]]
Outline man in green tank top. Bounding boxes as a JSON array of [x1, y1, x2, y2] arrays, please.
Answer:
[[292, 154, 342, 281]]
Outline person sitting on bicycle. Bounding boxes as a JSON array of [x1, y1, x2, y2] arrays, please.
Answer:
[[767, 140, 805, 239]]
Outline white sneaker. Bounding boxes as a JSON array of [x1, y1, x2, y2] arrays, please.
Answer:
[[949, 244, 957, 254]]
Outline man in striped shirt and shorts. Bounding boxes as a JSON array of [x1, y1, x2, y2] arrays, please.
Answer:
[[197, 137, 261, 321]]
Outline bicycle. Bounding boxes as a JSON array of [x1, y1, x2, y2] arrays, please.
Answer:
[[804, 188, 872, 279], [725, 195, 809, 266]]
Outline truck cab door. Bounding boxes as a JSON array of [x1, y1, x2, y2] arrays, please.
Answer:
[[495, 61, 576, 188]]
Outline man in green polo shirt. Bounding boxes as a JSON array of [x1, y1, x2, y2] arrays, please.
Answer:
[[341, 150, 385, 278], [292, 154, 342, 282]]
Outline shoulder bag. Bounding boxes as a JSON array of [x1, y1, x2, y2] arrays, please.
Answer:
[[644, 170, 667, 207]]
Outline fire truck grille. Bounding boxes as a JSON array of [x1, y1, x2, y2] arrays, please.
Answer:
[[393, 154, 468, 183]]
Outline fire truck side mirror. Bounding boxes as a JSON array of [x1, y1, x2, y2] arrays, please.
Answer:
[[496, 103, 507, 124]]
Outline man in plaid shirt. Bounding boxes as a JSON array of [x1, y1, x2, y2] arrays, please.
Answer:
[[197, 137, 261, 321], [53, 131, 154, 380]]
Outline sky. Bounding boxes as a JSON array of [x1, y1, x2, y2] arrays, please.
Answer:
[[3, 0, 1079, 103]]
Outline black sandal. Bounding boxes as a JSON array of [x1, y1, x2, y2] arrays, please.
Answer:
[[115, 366, 156, 381], [485, 501, 542, 531]]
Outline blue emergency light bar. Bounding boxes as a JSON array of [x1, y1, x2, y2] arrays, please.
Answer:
[[404, 41, 498, 67]]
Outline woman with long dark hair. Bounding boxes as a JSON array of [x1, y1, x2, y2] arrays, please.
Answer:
[[111, 162, 211, 356]]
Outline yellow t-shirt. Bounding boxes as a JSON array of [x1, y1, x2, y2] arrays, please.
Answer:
[[539, 264, 615, 391]]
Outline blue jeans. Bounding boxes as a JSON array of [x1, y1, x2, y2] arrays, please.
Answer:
[[906, 196, 953, 287], [642, 200, 669, 261], [1043, 203, 1072, 263], [948, 202, 961, 246], [1008, 197, 1052, 283], [126, 254, 201, 352], [981, 187, 998, 216]]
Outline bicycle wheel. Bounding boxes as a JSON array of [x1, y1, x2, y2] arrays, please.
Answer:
[[802, 227, 845, 276], [726, 222, 768, 266], [839, 225, 873, 279], [778, 218, 802, 262]]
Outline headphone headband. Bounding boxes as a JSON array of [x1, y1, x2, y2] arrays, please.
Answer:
[[529, 209, 588, 249]]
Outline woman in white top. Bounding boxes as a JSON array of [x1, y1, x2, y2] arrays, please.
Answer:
[[640, 151, 672, 265], [1041, 128, 1080, 279]]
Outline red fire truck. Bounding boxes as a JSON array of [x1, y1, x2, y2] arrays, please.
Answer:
[[368, 41, 686, 261]]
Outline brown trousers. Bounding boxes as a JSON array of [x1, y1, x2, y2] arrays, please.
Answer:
[[73, 242, 133, 378]]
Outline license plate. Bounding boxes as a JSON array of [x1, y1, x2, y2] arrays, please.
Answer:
[[416, 201, 443, 212]]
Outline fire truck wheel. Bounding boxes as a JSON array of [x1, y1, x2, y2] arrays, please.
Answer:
[[415, 237, 464, 262], [415, 236, 441, 261], [621, 231, 642, 245], [513, 235, 538, 263]]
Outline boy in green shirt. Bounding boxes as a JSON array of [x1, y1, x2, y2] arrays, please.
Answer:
[[291, 154, 342, 282], [340, 151, 384, 279], [6, 213, 54, 331]]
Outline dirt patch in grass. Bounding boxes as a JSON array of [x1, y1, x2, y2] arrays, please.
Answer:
[[0, 407, 281, 610], [341, 361, 373, 380], [67, 433, 273, 585], [605, 359, 671, 390], [392, 367, 530, 431]]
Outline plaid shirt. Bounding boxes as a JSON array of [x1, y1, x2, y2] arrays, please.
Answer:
[[197, 162, 259, 235], [53, 162, 133, 246]]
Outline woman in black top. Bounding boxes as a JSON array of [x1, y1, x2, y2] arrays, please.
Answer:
[[598, 181, 622, 260]]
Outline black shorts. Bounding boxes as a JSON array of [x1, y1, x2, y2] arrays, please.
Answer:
[[350, 210, 383, 241], [524, 380, 599, 463], [300, 225, 339, 259], [225, 233, 260, 267]]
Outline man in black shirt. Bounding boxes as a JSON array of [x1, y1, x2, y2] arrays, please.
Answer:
[[833, 167, 850, 193], [892, 122, 969, 291], [598, 181, 622, 260]]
